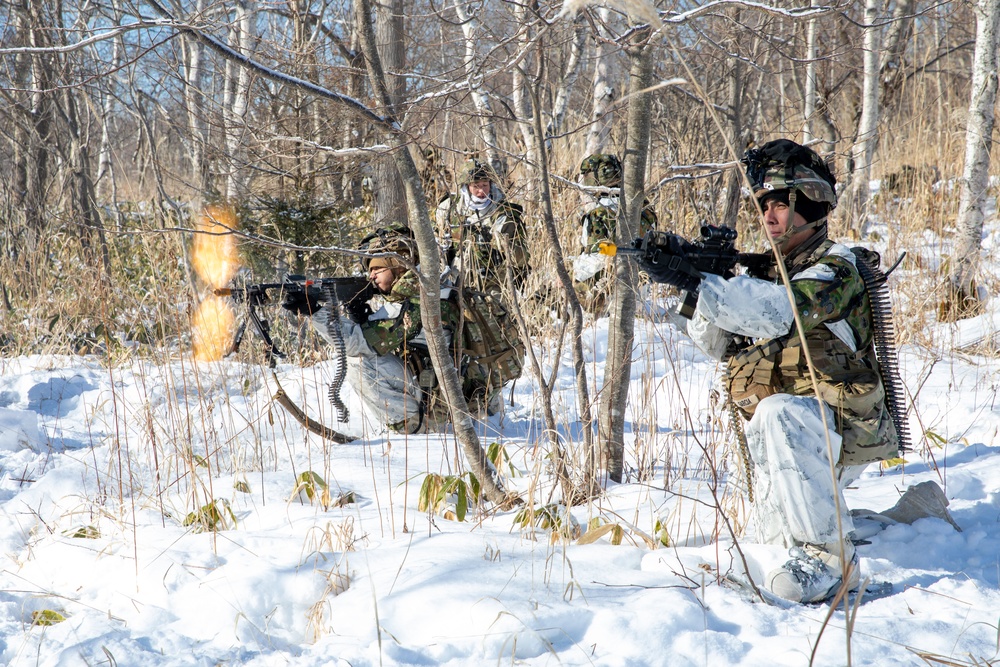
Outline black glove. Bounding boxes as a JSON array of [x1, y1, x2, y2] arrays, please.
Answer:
[[637, 235, 702, 292], [281, 289, 322, 316], [342, 300, 373, 324]]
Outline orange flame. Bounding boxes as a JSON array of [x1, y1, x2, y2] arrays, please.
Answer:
[[193, 297, 235, 361], [192, 204, 239, 289], [191, 204, 240, 361]]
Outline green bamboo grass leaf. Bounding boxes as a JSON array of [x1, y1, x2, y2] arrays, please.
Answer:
[[32, 610, 66, 626]]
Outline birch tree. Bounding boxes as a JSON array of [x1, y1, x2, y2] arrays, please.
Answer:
[[845, 0, 882, 229], [223, 2, 254, 201], [599, 27, 653, 483], [454, 0, 502, 172], [584, 7, 617, 157], [942, 0, 1000, 320]]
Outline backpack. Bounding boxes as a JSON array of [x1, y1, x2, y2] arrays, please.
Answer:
[[459, 291, 524, 401]]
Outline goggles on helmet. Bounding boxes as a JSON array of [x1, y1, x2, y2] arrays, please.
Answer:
[[358, 226, 415, 271], [741, 145, 837, 208]]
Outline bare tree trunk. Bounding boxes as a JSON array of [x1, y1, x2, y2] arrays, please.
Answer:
[[942, 0, 1000, 321], [511, 2, 541, 202], [13, 1, 55, 255], [372, 0, 406, 225], [529, 85, 597, 499], [879, 0, 916, 110], [547, 13, 588, 145], [584, 7, 616, 156], [95, 5, 126, 213], [342, 22, 366, 206], [454, 0, 502, 172], [803, 8, 818, 143], [62, 86, 111, 279], [846, 0, 882, 230], [223, 1, 253, 201], [719, 51, 748, 228], [354, 0, 512, 505], [182, 0, 208, 205], [598, 29, 652, 484]]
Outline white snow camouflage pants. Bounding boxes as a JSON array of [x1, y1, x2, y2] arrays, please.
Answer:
[[346, 353, 422, 427], [746, 394, 863, 552]]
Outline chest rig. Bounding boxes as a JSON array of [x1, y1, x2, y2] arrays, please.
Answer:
[[726, 240, 899, 465]]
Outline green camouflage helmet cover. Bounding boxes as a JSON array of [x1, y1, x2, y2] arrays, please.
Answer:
[[579, 154, 623, 187], [359, 226, 416, 271], [457, 158, 495, 186], [741, 139, 837, 208]]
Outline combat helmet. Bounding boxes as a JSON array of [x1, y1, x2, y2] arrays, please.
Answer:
[[580, 153, 623, 187], [741, 139, 837, 211], [457, 158, 495, 186], [359, 226, 416, 272]]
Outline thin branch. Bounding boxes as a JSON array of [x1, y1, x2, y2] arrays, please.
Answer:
[[142, 0, 393, 131]]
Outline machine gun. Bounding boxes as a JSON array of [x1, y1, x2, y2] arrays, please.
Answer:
[[215, 274, 375, 362], [215, 274, 376, 428], [601, 224, 774, 318]]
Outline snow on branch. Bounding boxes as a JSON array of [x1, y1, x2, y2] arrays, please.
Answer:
[[558, 0, 834, 27], [0, 21, 172, 55], [662, 0, 835, 24], [269, 137, 391, 156]]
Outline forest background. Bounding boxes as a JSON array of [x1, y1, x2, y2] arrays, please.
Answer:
[[1, 0, 999, 566]]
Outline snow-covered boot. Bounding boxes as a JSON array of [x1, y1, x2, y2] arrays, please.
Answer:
[[765, 544, 860, 603]]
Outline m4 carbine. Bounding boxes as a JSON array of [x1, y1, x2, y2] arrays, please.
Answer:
[[602, 224, 773, 318]]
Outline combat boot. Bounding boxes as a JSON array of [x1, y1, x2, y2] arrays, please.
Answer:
[[765, 543, 860, 603]]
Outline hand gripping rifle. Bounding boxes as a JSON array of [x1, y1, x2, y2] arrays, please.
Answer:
[[215, 274, 376, 437], [601, 224, 773, 318]]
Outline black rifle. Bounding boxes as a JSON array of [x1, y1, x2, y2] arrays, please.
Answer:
[[613, 225, 774, 318], [215, 274, 375, 363]]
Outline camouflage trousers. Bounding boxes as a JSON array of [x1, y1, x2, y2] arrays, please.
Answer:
[[346, 354, 422, 429], [746, 394, 866, 553]]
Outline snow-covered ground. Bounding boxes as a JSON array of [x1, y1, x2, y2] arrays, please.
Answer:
[[2, 287, 1000, 666]]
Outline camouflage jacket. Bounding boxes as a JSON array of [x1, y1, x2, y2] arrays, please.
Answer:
[[724, 240, 898, 464], [435, 191, 528, 292], [360, 270, 460, 357], [580, 195, 657, 254]]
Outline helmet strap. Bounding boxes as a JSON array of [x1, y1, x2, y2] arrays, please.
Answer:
[[770, 189, 828, 251]]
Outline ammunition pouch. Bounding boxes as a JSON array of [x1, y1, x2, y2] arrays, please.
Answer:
[[728, 335, 898, 466], [726, 340, 783, 417], [461, 291, 524, 394], [816, 375, 898, 465]]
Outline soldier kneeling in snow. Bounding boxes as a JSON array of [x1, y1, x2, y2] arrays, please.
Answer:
[[283, 226, 459, 435], [644, 140, 899, 603]]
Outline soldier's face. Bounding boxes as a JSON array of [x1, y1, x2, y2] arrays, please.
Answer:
[[762, 197, 814, 254], [468, 179, 491, 200], [369, 266, 399, 293]]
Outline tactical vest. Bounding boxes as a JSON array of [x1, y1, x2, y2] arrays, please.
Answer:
[[399, 288, 524, 419], [726, 242, 898, 466]]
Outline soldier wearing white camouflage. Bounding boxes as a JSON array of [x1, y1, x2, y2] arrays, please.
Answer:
[[284, 227, 459, 434], [435, 158, 528, 298], [645, 139, 898, 603]]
